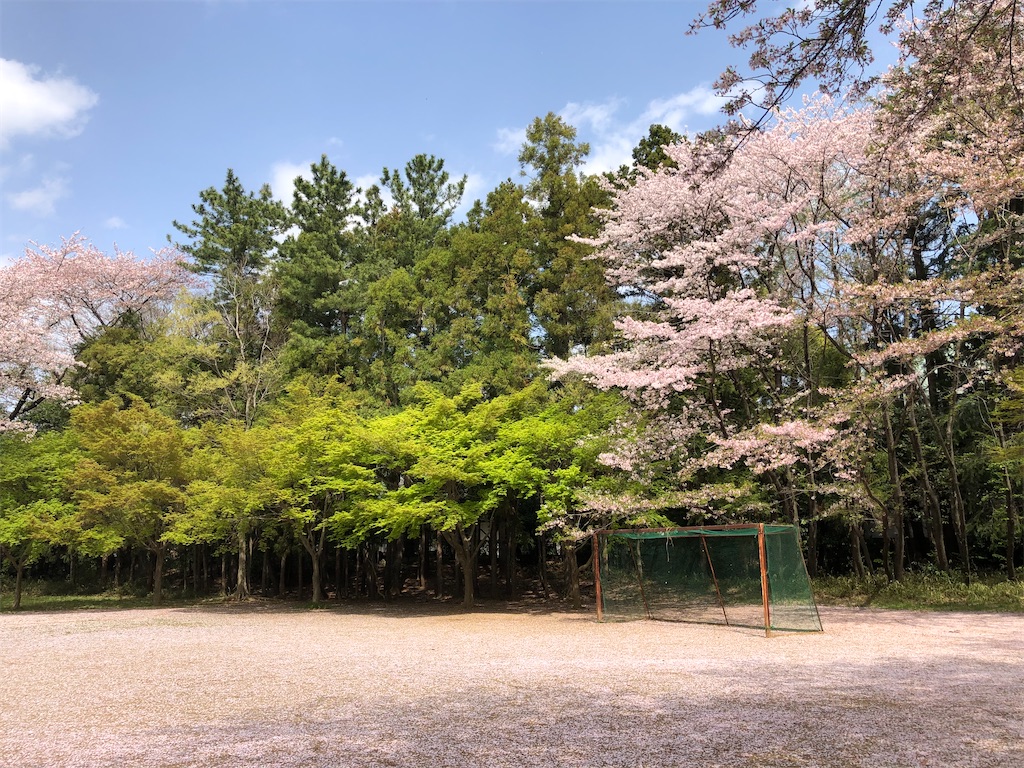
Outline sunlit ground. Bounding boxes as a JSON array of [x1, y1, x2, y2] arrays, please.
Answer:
[[1, 605, 1021, 767]]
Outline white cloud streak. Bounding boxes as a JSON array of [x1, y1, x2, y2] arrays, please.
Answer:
[[493, 127, 526, 156], [494, 85, 727, 177], [270, 160, 312, 208], [6, 176, 68, 217], [0, 59, 98, 150], [575, 85, 727, 176]]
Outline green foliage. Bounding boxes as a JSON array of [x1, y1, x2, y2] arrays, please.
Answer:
[[171, 168, 287, 280], [814, 572, 1024, 612], [69, 399, 188, 558]]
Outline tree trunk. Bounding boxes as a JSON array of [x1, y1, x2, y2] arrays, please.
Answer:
[[442, 524, 482, 609], [13, 561, 25, 610], [342, 547, 350, 599], [538, 533, 549, 599], [418, 526, 427, 590], [152, 546, 165, 606], [235, 526, 249, 601], [922, 391, 971, 573], [363, 544, 380, 599], [334, 545, 342, 600], [278, 551, 288, 597], [309, 550, 321, 603], [565, 543, 582, 609], [435, 531, 444, 599], [806, 519, 819, 578], [201, 545, 209, 592], [907, 393, 948, 571], [489, 514, 499, 598], [884, 408, 906, 580], [1006, 473, 1019, 581], [504, 513, 517, 597]]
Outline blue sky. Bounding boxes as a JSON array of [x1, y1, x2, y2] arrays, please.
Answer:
[[3, 1, 780, 263]]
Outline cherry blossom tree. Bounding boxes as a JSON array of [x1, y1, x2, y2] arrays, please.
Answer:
[[554, 37, 1021, 574], [0, 235, 189, 432], [693, 0, 1022, 122]]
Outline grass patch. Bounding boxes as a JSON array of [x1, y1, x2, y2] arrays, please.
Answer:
[[814, 572, 1024, 612], [0, 592, 163, 612], [0, 581, 216, 612]]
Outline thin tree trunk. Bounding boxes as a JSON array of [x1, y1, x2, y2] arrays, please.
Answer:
[[907, 394, 949, 571], [262, 546, 271, 595], [152, 546, 165, 606], [334, 545, 342, 600], [538, 533, 549, 599], [418, 525, 427, 590], [884, 408, 906, 580], [278, 551, 288, 597], [1006, 472, 1019, 581], [235, 526, 249, 601], [435, 531, 444, 599], [489, 514, 499, 597], [193, 546, 201, 597], [13, 561, 25, 610], [343, 547, 350, 599], [442, 524, 482, 609], [565, 543, 582, 609]]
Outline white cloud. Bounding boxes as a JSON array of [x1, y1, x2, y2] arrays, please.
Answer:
[[354, 172, 394, 211], [561, 99, 624, 134], [104, 216, 128, 230], [571, 86, 728, 176], [640, 86, 726, 127], [6, 176, 68, 217], [493, 86, 727, 179], [0, 153, 35, 182], [270, 160, 312, 208], [493, 126, 526, 156], [0, 59, 99, 150], [453, 172, 489, 219]]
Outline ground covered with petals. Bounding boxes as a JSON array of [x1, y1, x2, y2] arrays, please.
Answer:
[[1, 604, 1020, 767]]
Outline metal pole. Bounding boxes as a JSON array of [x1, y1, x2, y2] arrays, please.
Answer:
[[627, 538, 652, 619], [593, 532, 604, 622], [758, 523, 772, 638], [701, 535, 729, 626]]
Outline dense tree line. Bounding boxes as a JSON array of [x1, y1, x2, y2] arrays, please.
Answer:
[[2, 1, 1022, 609]]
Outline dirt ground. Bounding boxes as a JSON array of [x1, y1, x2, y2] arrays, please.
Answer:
[[0, 603, 1020, 768]]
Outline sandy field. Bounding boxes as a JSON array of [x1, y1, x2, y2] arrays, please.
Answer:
[[0, 603, 1020, 768]]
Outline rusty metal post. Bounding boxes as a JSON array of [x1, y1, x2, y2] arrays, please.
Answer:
[[758, 523, 772, 638]]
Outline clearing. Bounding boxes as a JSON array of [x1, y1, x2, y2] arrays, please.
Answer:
[[0, 604, 1020, 767]]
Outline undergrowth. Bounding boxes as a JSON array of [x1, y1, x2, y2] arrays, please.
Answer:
[[814, 571, 1024, 612]]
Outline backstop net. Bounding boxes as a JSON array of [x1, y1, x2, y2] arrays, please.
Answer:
[[593, 525, 822, 635]]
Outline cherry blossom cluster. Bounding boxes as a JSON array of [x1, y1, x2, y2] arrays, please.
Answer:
[[0, 235, 190, 432]]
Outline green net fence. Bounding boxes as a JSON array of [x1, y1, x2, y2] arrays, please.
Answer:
[[595, 526, 822, 634]]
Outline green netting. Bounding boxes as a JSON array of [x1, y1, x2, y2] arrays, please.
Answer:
[[595, 526, 822, 634]]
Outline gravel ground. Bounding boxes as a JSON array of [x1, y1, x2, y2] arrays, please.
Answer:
[[0, 604, 1021, 767]]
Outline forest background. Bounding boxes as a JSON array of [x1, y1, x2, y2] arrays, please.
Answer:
[[1, 0, 1022, 612]]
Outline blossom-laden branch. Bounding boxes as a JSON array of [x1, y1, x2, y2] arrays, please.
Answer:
[[0, 234, 191, 432]]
